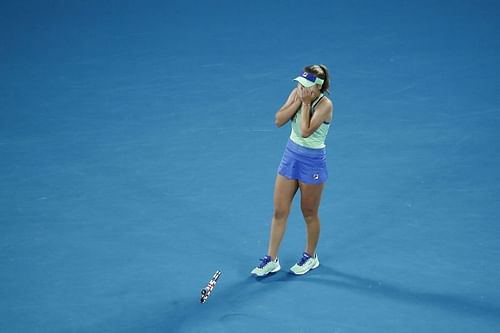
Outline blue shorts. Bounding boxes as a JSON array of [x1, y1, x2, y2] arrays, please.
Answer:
[[277, 139, 328, 184]]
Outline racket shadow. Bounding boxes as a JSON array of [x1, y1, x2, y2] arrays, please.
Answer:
[[162, 275, 282, 332]]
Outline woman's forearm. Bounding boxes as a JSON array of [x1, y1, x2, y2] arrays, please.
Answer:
[[275, 100, 301, 127]]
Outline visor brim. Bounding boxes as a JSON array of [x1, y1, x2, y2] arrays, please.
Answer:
[[293, 76, 316, 88]]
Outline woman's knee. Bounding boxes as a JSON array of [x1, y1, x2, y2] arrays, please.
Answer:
[[301, 205, 318, 223], [273, 207, 290, 221]]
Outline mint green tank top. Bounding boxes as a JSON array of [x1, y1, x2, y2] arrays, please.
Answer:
[[290, 94, 331, 149]]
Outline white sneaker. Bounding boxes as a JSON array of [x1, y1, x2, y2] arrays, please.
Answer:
[[251, 255, 281, 277], [290, 252, 319, 275]]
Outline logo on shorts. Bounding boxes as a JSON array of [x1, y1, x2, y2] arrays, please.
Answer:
[[313, 173, 320, 180]]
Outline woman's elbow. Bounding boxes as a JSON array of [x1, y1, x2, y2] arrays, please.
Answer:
[[275, 116, 285, 127], [274, 118, 280, 127], [301, 128, 312, 138]]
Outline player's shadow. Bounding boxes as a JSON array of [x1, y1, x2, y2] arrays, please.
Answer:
[[158, 266, 500, 332], [303, 265, 500, 321]]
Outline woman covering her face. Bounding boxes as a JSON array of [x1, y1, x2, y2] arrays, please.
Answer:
[[252, 64, 334, 277]]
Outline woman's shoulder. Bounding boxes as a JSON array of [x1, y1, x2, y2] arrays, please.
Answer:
[[319, 95, 333, 109]]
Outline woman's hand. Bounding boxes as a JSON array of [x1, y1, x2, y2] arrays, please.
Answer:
[[297, 85, 319, 104]]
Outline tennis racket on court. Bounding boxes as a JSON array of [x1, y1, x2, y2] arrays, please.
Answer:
[[200, 270, 221, 303]]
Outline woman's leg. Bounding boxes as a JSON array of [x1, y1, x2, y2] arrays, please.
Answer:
[[267, 175, 299, 259], [299, 182, 324, 256]]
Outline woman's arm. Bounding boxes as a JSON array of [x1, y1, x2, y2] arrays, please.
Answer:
[[275, 88, 301, 127], [300, 90, 333, 138]]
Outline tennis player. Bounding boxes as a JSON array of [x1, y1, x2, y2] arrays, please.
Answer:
[[252, 64, 333, 276]]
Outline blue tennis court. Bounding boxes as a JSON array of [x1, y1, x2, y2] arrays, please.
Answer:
[[1, 0, 500, 332]]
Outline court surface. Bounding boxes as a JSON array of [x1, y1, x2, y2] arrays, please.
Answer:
[[1, 1, 500, 332]]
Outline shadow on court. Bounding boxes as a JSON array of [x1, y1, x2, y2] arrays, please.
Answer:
[[291, 265, 500, 322], [155, 267, 499, 332], [160, 276, 276, 332]]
